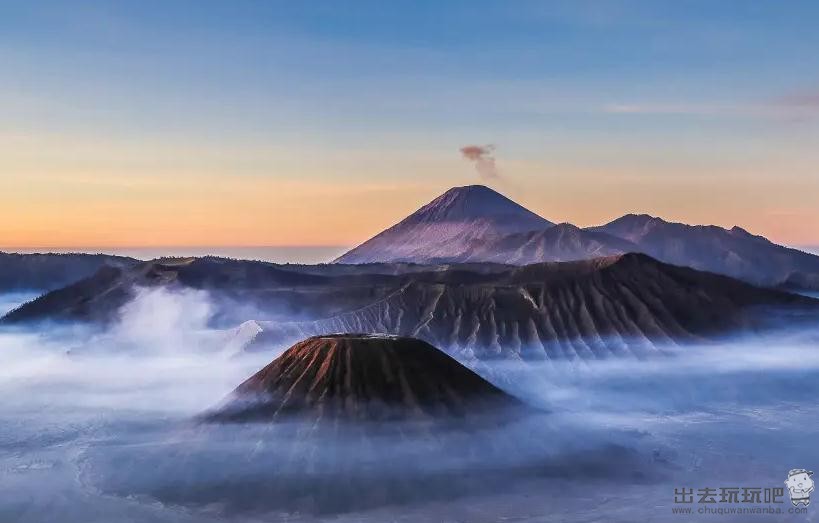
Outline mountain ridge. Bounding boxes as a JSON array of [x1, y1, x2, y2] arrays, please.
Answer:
[[5, 252, 817, 361], [333, 185, 819, 288], [592, 214, 819, 286], [459, 222, 638, 264], [249, 253, 819, 360], [0, 252, 138, 293]]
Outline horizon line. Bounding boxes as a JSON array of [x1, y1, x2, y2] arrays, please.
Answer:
[[1, 244, 350, 250]]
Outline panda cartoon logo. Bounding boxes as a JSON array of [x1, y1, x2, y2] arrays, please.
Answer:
[[785, 469, 814, 507]]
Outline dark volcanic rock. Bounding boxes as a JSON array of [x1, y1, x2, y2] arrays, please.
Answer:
[[251, 254, 819, 359], [205, 334, 522, 423]]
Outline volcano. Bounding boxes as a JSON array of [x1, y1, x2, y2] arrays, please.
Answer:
[[205, 334, 522, 424], [332, 185, 819, 289], [334, 185, 552, 264]]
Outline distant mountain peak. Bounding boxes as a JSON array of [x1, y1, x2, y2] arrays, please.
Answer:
[[615, 213, 667, 226], [333, 185, 552, 264], [405, 184, 548, 225], [548, 222, 583, 232], [730, 226, 771, 243], [447, 184, 493, 192]]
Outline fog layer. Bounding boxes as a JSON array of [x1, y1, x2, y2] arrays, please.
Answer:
[[1, 289, 817, 522]]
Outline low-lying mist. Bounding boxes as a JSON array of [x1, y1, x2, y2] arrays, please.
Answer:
[[1, 288, 817, 522], [0, 292, 39, 317]]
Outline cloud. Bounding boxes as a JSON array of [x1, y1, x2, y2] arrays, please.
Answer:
[[460, 144, 501, 180], [603, 103, 728, 116], [605, 89, 819, 120]]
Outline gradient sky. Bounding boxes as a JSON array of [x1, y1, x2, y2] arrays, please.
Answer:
[[2, 0, 818, 250]]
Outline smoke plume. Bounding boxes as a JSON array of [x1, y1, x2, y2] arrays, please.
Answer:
[[460, 144, 500, 180]]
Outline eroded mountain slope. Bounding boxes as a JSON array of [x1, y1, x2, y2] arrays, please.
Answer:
[[206, 334, 522, 424], [252, 254, 817, 359]]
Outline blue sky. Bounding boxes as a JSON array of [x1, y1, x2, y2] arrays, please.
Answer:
[[1, 0, 818, 247]]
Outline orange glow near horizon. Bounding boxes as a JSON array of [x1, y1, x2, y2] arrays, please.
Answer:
[[2, 169, 818, 250], [2, 135, 818, 250]]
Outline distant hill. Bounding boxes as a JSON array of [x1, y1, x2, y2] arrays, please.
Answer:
[[0, 251, 137, 293], [0, 256, 338, 326], [334, 185, 552, 264]]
